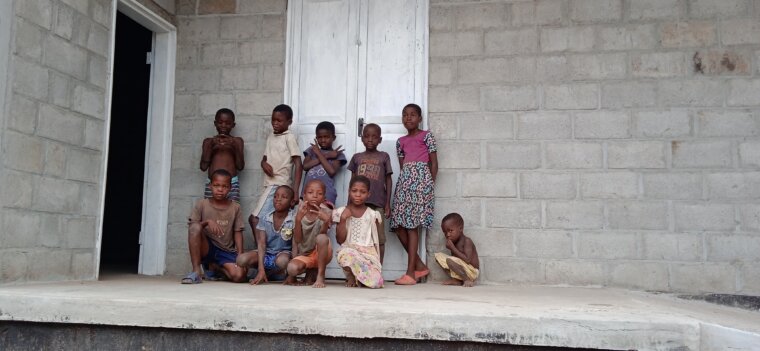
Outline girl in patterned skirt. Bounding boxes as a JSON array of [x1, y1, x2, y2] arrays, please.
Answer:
[[335, 176, 384, 288], [390, 103, 438, 285]]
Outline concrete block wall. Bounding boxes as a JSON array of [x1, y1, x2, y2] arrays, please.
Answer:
[[0, 0, 114, 282], [166, 0, 287, 275], [428, 0, 760, 294]]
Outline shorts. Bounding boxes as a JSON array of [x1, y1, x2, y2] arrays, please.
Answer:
[[291, 240, 333, 269], [367, 204, 387, 245], [252, 185, 278, 218], [202, 239, 238, 267], [205, 175, 240, 203], [263, 251, 291, 271]]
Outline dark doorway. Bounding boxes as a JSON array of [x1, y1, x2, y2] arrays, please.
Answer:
[[100, 12, 153, 274]]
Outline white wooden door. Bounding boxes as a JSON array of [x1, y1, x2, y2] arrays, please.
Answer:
[[286, 0, 429, 281]]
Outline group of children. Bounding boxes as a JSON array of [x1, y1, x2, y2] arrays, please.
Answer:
[[182, 103, 480, 288]]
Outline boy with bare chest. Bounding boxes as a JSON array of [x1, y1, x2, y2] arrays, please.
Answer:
[[434, 213, 480, 287], [200, 108, 244, 202]]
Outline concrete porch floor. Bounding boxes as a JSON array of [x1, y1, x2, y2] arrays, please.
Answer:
[[0, 275, 758, 350]]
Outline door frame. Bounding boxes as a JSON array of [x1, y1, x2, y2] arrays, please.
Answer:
[[96, 0, 176, 277]]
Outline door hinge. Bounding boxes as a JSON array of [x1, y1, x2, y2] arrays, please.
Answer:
[[146, 52, 153, 65]]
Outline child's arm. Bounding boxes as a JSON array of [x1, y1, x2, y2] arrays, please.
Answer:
[[200, 138, 213, 171], [384, 173, 393, 216], [234, 137, 245, 171], [250, 228, 268, 284], [429, 152, 438, 182], [234, 229, 244, 255], [302, 148, 320, 170], [335, 208, 352, 244], [292, 155, 303, 194], [318, 208, 332, 234], [261, 155, 274, 177], [446, 237, 476, 266], [293, 202, 309, 255]]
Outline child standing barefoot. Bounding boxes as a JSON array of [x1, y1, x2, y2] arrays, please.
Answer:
[[391, 103, 438, 285], [334, 176, 384, 289]]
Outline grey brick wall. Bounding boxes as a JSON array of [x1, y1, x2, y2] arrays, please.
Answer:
[[166, 0, 287, 275], [429, 0, 760, 294]]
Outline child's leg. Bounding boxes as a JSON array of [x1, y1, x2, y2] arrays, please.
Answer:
[[342, 267, 357, 287], [284, 259, 307, 285], [187, 223, 209, 276], [312, 234, 333, 288], [220, 262, 247, 283], [379, 244, 385, 265], [273, 252, 291, 275], [235, 250, 260, 268], [394, 227, 427, 273], [446, 258, 474, 287]]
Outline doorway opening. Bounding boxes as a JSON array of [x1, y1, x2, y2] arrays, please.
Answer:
[[99, 12, 153, 274]]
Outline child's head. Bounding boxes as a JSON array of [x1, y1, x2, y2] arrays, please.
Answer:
[[361, 123, 382, 151], [302, 179, 326, 204], [348, 176, 371, 206], [273, 185, 296, 212], [315, 121, 336, 149], [214, 108, 236, 135], [209, 169, 233, 200], [441, 212, 464, 242], [402, 103, 422, 132], [271, 104, 293, 135]]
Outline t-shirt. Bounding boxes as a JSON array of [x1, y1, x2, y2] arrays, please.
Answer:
[[396, 130, 437, 163], [302, 148, 347, 204], [347, 151, 393, 208], [263, 131, 301, 187], [297, 205, 332, 255], [188, 199, 245, 252], [256, 209, 295, 255]]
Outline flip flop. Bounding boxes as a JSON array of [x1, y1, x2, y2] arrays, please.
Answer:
[[414, 268, 429, 280], [181, 272, 202, 284], [394, 274, 417, 285]]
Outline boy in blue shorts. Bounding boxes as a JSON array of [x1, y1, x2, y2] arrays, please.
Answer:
[[237, 185, 296, 284], [182, 169, 247, 284]]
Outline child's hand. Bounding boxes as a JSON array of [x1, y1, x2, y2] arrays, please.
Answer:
[[261, 160, 274, 177], [296, 200, 311, 217], [340, 207, 353, 221], [250, 270, 268, 285], [317, 206, 332, 223], [325, 145, 344, 159], [445, 239, 456, 251], [310, 139, 321, 153], [384, 204, 391, 218], [205, 219, 224, 237]]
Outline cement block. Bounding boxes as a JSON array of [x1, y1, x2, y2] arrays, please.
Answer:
[[60, 0, 88, 14], [727, 79, 760, 106], [544, 84, 598, 110], [520, 173, 576, 199], [706, 172, 760, 199], [165, 249, 191, 275], [671, 140, 732, 168], [453, 2, 508, 29], [37, 104, 85, 145], [634, 110, 691, 138], [0, 250, 29, 282], [466, 228, 513, 258], [721, 19, 760, 45], [545, 201, 604, 229], [44, 141, 67, 177], [26, 250, 72, 281], [88, 56, 108, 89], [240, 40, 285, 65], [429, 6, 453, 32], [608, 201, 669, 230], [429, 113, 459, 140], [601, 81, 657, 108], [569, 0, 622, 23], [459, 113, 514, 140], [429, 60, 454, 86], [221, 67, 258, 91], [177, 44, 198, 66], [429, 86, 479, 112], [14, 18, 45, 61], [435, 199, 481, 227], [174, 94, 197, 118], [200, 42, 237, 66], [739, 263, 760, 293], [486, 142, 541, 169], [260, 15, 285, 39], [659, 80, 725, 107], [462, 172, 517, 197], [91, 0, 111, 27], [259, 64, 284, 90], [740, 204, 760, 232], [515, 230, 574, 258], [596, 24, 657, 51], [71, 84, 105, 119], [458, 57, 536, 84], [1, 210, 41, 247], [485, 200, 541, 229], [610, 262, 669, 291], [199, 93, 235, 116], [86, 25, 109, 56], [430, 31, 483, 57], [517, 112, 571, 140], [43, 36, 88, 81], [79, 184, 101, 217], [482, 258, 545, 283], [65, 148, 100, 183], [13, 60, 49, 100], [574, 110, 630, 139], [607, 141, 667, 169], [642, 232, 702, 261], [511, 0, 563, 26], [642, 172, 703, 200], [437, 142, 480, 169], [170, 169, 208, 197], [1, 171, 36, 208], [235, 92, 281, 116], [689, 0, 750, 18], [580, 172, 639, 199], [536, 56, 569, 82], [660, 21, 717, 48], [167, 223, 189, 250], [198, 0, 235, 14], [434, 170, 458, 198], [628, 0, 684, 20], [64, 216, 97, 249], [631, 52, 686, 78], [178, 17, 220, 43], [674, 202, 735, 231], [540, 27, 595, 52], [15, 0, 52, 29], [579, 232, 639, 259], [670, 263, 736, 293], [706, 234, 760, 262], [546, 260, 607, 286], [237, 0, 285, 14], [739, 141, 760, 168], [33, 177, 81, 214], [39, 213, 63, 248], [567, 53, 627, 80], [484, 29, 538, 55], [546, 142, 603, 169], [692, 50, 751, 76], [4, 131, 45, 173], [49, 72, 71, 109], [8, 94, 38, 134], [71, 251, 94, 280], [84, 119, 104, 151], [481, 86, 538, 111]]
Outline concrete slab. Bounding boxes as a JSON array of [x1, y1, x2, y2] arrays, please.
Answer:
[[0, 275, 758, 350]]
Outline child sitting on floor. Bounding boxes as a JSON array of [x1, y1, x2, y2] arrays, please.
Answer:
[[434, 213, 480, 287], [284, 179, 333, 288], [334, 176, 384, 288]]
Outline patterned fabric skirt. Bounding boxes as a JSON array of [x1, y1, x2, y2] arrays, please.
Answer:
[[337, 244, 383, 288], [390, 162, 434, 229]]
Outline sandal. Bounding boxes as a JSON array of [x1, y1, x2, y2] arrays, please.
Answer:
[[414, 268, 429, 280], [181, 271, 202, 284], [394, 274, 417, 285]]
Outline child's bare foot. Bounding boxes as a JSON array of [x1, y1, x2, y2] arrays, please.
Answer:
[[343, 267, 358, 287], [312, 276, 326, 288], [302, 269, 317, 285], [463, 280, 475, 287], [446, 259, 472, 285], [442, 278, 463, 286]]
